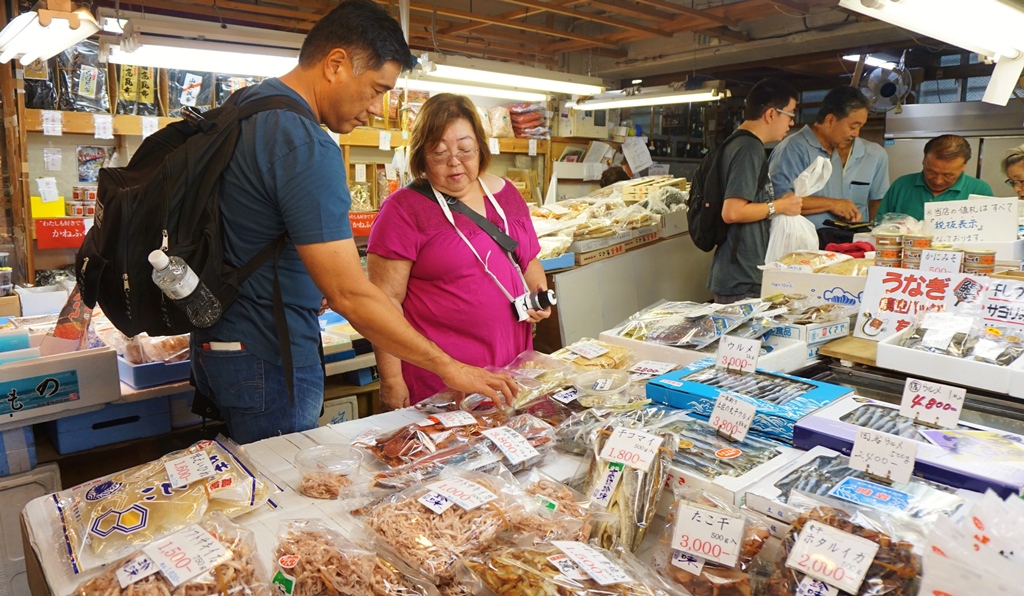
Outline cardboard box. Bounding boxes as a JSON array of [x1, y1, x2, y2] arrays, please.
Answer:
[[771, 318, 851, 345], [541, 252, 575, 271], [598, 331, 809, 374], [646, 358, 852, 443], [569, 230, 632, 254], [0, 347, 119, 429], [623, 229, 659, 251], [14, 286, 67, 317], [117, 356, 191, 389], [46, 396, 170, 455], [876, 327, 1024, 394], [793, 395, 1024, 498], [760, 270, 868, 307], [556, 102, 611, 139], [575, 242, 626, 266], [0, 296, 20, 318], [320, 395, 358, 426], [658, 210, 688, 238]]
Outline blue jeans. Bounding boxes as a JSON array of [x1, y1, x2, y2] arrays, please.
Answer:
[[191, 340, 323, 444]]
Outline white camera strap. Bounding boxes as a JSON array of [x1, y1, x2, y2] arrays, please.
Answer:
[[431, 179, 530, 303]]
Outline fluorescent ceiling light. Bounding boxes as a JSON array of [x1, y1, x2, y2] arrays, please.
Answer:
[[843, 54, 897, 70], [404, 78, 547, 103], [104, 36, 298, 78], [0, 5, 100, 65], [573, 85, 729, 110], [421, 53, 605, 96]]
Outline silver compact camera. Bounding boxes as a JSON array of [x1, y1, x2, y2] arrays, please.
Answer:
[[512, 289, 557, 322]]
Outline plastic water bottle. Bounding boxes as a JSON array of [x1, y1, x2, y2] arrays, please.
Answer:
[[148, 250, 222, 328]]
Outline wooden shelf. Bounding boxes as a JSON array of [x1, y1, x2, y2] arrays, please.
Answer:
[[23, 109, 179, 135], [337, 127, 548, 154]]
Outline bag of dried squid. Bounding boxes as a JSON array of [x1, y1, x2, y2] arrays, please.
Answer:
[[72, 512, 269, 596]]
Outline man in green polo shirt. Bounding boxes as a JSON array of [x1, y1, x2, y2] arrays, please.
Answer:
[[877, 134, 993, 221]]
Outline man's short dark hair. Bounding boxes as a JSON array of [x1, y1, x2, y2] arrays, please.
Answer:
[[925, 134, 972, 163], [600, 166, 631, 188], [815, 86, 870, 124], [299, 0, 414, 72], [744, 78, 799, 121]]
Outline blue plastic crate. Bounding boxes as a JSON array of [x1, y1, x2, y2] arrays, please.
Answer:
[[324, 349, 356, 364], [541, 253, 575, 271], [343, 366, 379, 386], [47, 397, 171, 454], [0, 426, 35, 477], [118, 357, 192, 389]]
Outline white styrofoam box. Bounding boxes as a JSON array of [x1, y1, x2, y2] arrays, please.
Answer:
[[597, 331, 808, 374], [760, 270, 868, 308], [569, 230, 632, 254], [319, 395, 358, 426], [0, 347, 119, 429], [658, 210, 688, 238], [660, 444, 806, 509], [168, 390, 203, 429], [959, 238, 1024, 262], [771, 318, 851, 346], [3, 463, 60, 596], [552, 161, 589, 180], [13, 287, 68, 317], [876, 328, 1024, 394]]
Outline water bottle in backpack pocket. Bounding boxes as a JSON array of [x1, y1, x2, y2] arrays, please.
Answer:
[[148, 250, 222, 328]]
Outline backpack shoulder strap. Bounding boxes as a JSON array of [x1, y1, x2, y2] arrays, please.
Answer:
[[236, 95, 318, 124]]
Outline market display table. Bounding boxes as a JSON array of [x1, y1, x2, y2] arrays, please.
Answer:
[[818, 336, 878, 367], [20, 408, 584, 596]]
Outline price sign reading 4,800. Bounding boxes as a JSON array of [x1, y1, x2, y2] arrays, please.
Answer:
[[785, 521, 880, 594], [899, 377, 965, 429], [142, 525, 228, 587], [598, 427, 663, 471]]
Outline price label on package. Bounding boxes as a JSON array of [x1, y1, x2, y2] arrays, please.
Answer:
[[354, 163, 367, 183], [716, 336, 760, 372], [164, 452, 217, 488], [547, 554, 589, 581], [568, 342, 609, 360], [116, 554, 159, 588], [528, 139, 538, 156], [378, 131, 392, 151], [629, 360, 677, 380], [426, 477, 497, 511], [671, 503, 746, 568], [899, 377, 965, 428], [488, 137, 501, 154], [785, 520, 880, 594], [591, 462, 624, 508], [849, 428, 918, 485], [670, 551, 705, 575], [599, 427, 662, 471], [483, 426, 539, 465], [431, 410, 477, 428], [709, 393, 757, 442], [417, 491, 454, 514], [142, 525, 228, 587], [93, 114, 114, 139], [552, 541, 631, 586], [551, 387, 579, 404], [795, 576, 837, 596]]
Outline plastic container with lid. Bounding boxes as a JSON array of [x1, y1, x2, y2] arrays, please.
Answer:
[[902, 234, 932, 249], [573, 369, 631, 407], [873, 233, 903, 247], [294, 444, 363, 499]]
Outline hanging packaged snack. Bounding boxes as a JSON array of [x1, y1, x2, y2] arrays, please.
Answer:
[[272, 519, 439, 596], [23, 57, 58, 110], [487, 105, 514, 138], [167, 70, 214, 117], [114, 65, 160, 116], [402, 90, 429, 130], [58, 39, 110, 113], [52, 436, 278, 572], [216, 74, 262, 106], [72, 512, 269, 596]]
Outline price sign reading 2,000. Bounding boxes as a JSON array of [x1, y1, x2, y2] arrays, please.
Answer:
[[794, 553, 845, 583]]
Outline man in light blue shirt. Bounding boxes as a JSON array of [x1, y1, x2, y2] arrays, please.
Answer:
[[769, 86, 890, 228]]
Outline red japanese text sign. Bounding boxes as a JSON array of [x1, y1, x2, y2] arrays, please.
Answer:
[[35, 217, 91, 249]]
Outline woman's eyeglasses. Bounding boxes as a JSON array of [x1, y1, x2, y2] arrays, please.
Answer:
[[1005, 178, 1024, 189], [427, 148, 479, 165]]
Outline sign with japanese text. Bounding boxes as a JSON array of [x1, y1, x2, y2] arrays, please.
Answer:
[[855, 267, 988, 342], [164, 452, 217, 488], [899, 377, 965, 428], [552, 541, 632, 586], [482, 426, 539, 465], [981, 279, 1024, 330], [551, 387, 579, 404], [116, 555, 159, 588], [671, 551, 705, 575], [628, 360, 678, 381], [0, 370, 79, 415], [919, 249, 963, 274], [716, 336, 760, 372], [142, 525, 228, 587], [35, 218, 89, 249], [599, 427, 663, 471], [591, 461, 624, 507], [785, 520, 880, 594], [425, 477, 497, 511], [849, 428, 918, 485], [709, 393, 757, 442], [924, 197, 1018, 243], [671, 502, 746, 567]]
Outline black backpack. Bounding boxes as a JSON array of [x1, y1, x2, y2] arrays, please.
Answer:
[[686, 129, 767, 252]]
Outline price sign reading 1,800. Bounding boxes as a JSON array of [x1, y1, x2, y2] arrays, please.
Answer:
[[598, 427, 663, 472]]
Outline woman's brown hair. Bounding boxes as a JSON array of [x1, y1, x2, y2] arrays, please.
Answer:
[[408, 93, 491, 178]]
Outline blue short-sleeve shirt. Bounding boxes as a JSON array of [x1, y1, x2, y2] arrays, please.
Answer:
[[769, 125, 890, 228], [204, 78, 352, 367]]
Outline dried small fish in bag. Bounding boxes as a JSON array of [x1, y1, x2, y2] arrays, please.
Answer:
[[968, 325, 1024, 365], [504, 350, 578, 409], [647, 299, 767, 349], [582, 424, 675, 552], [840, 403, 974, 441], [650, 417, 782, 479], [554, 405, 683, 455], [73, 512, 269, 596], [900, 312, 977, 358], [272, 518, 439, 596]]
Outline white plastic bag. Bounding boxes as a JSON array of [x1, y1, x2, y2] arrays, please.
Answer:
[[764, 157, 831, 263], [793, 155, 832, 197]]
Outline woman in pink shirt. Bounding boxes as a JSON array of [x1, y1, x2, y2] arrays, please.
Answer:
[[367, 94, 550, 409]]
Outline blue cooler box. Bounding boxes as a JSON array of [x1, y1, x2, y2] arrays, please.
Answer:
[[118, 357, 192, 389], [47, 397, 171, 454]]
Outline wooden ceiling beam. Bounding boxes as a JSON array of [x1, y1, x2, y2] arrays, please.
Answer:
[[439, 0, 577, 37], [163, 0, 321, 22], [95, 0, 314, 31], [631, 0, 739, 27], [571, 0, 673, 22], [492, 0, 671, 37], [409, 36, 559, 66]]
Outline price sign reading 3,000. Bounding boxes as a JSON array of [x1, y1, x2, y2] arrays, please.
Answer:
[[716, 336, 761, 373]]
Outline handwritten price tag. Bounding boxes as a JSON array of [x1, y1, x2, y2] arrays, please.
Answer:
[[483, 426, 539, 465], [591, 462, 624, 508], [899, 377, 965, 429], [716, 336, 760, 372], [42, 110, 62, 135], [919, 249, 963, 274], [142, 525, 228, 587], [489, 137, 501, 154], [599, 427, 662, 471], [849, 428, 918, 485], [785, 520, 879, 594], [378, 131, 392, 151], [354, 163, 367, 183], [164, 452, 216, 488], [116, 555, 159, 588], [426, 477, 497, 511], [629, 360, 677, 380], [568, 342, 609, 360], [528, 139, 538, 156], [670, 551, 705, 575], [671, 503, 746, 568], [552, 541, 631, 586], [431, 411, 477, 428], [36, 177, 59, 203], [709, 393, 757, 442], [551, 387, 579, 404], [93, 114, 114, 139], [142, 117, 159, 138], [548, 554, 589, 581], [418, 491, 455, 514]]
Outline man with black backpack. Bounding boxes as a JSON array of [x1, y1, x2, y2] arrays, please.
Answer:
[[703, 78, 803, 304], [186, 0, 516, 442]]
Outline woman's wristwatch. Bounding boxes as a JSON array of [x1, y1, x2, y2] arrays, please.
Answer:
[[767, 201, 776, 219]]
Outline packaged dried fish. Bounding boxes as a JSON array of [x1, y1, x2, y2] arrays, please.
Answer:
[[460, 542, 686, 596], [650, 417, 782, 479], [519, 469, 594, 542], [646, 299, 767, 349], [900, 313, 978, 358], [783, 302, 850, 325], [767, 454, 966, 524], [73, 513, 269, 596], [361, 408, 508, 468], [294, 444, 362, 500], [505, 350, 579, 409], [583, 425, 675, 552], [272, 519, 439, 596], [969, 326, 1024, 365], [840, 404, 973, 440], [551, 338, 636, 371], [554, 405, 682, 455], [680, 366, 814, 406], [516, 391, 580, 427], [757, 507, 921, 596]]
